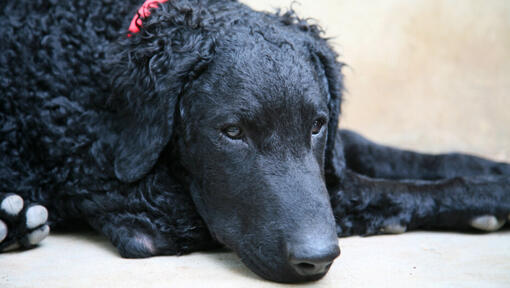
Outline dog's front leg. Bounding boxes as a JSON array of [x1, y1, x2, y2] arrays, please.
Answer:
[[340, 129, 510, 180], [82, 169, 217, 258], [331, 170, 510, 236]]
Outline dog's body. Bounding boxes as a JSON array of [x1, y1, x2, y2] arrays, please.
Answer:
[[1, 0, 509, 283]]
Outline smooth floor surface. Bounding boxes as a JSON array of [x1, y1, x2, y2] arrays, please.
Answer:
[[1, 230, 509, 287]]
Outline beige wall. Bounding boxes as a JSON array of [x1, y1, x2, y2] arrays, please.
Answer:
[[241, 0, 510, 161]]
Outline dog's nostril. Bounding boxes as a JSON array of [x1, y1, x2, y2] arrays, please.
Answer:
[[297, 262, 316, 270], [295, 262, 320, 274], [290, 258, 334, 276], [288, 245, 340, 277]]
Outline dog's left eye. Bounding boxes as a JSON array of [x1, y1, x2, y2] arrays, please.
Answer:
[[311, 119, 325, 135], [222, 125, 244, 139]]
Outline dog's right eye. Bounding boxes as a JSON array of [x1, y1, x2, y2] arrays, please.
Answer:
[[222, 125, 244, 140], [311, 118, 326, 135]]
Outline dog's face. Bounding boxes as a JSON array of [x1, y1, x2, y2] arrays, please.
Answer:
[[110, 4, 344, 283], [176, 31, 339, 282]]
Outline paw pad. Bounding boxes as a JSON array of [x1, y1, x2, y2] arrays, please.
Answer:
[[470, 215, 506, 232]]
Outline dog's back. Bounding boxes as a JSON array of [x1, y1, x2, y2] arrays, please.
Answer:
[[0, 0, 141, 219]]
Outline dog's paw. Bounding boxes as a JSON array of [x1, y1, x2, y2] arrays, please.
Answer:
[[117, 232, 157, 258], [0, 193, 50, 252], [469, 215, 506, 232]]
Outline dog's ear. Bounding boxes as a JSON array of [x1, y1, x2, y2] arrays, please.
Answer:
[[311, 47, 345, 188], [107, 3, 216, 183]]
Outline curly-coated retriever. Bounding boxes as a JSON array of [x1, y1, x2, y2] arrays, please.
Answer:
[[1, 0, 509, 283]]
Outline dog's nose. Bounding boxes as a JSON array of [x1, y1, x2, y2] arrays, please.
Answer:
[[287, 243, 340, 277]]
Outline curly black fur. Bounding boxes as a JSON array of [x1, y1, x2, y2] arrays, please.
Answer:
[[1, 0, 509, 283]]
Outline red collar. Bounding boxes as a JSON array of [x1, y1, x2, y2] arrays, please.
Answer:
[[128, 0, 169, 35]]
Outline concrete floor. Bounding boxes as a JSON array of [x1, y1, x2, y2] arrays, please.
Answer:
[[2, 0, 510, 287], [1, 230, 509, 287]]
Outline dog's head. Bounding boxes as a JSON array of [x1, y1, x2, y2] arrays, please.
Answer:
[[109, 1, 344, 283]]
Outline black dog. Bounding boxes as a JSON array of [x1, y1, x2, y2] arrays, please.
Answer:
[[1, 0, 509, 283]]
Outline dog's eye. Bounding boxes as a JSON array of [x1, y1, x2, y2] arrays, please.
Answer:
[[222, 125, 243, 139], [311, 119, 325, 135]]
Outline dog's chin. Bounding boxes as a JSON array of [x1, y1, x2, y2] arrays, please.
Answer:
[[237, 249, 330, 283]]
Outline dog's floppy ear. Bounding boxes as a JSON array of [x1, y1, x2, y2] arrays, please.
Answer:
[[311, 47, 345, 188], [107, 3, 216, 183]]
